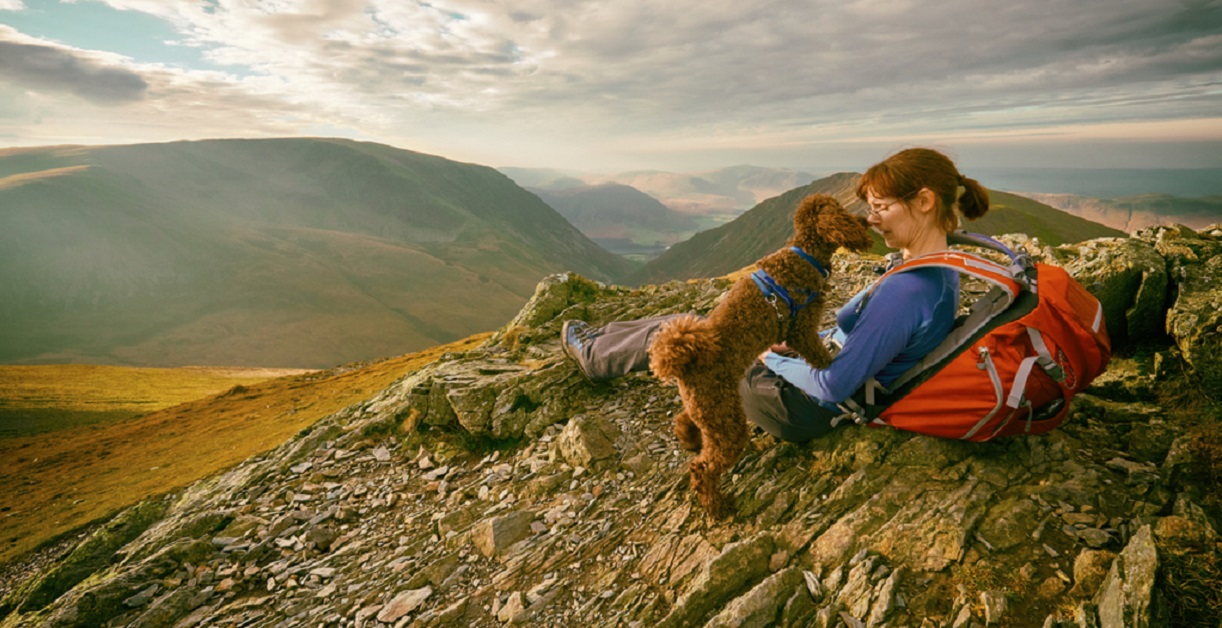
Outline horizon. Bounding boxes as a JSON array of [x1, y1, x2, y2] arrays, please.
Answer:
[[2, 1, 1221, 173]]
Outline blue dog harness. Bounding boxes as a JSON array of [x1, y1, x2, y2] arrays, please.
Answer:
[[751, 246, 829, 341], [751, 247, 828, 315]]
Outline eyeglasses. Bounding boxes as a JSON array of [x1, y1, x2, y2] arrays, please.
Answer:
[[865, 190, 919, 218]]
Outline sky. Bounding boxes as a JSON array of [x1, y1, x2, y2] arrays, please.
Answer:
[[1, 0, 1221, 174]]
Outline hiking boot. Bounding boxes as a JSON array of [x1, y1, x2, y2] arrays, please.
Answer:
[[561, 320, 598, 379]]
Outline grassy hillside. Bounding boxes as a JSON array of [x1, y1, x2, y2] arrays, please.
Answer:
[[633, 173, 1126, 283], [0, 365, 308, 438], [0, 139, 634, 368], [0, 334, 488, 565], [967, 190, 1127, 243]]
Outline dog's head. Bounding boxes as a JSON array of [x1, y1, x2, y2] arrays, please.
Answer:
[[791, 193, 873, 257]]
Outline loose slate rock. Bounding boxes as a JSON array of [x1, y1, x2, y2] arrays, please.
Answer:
[[377, 586, 432, 623]]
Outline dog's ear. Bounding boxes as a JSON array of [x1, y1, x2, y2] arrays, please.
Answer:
[[795, 194, 874, 252], [823, 211, 874, 252]]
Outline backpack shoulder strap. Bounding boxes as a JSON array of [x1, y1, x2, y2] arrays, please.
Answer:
[[867, 250, 1024, 306], [948, 231, 1038, 290]]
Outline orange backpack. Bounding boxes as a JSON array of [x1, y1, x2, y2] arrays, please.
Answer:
[[839, 233, 1111, 441]]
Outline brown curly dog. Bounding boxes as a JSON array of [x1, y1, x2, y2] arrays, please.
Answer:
[[648, 194, 873, 519]]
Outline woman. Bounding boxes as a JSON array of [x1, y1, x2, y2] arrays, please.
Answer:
[[561, 147, 990, 442]]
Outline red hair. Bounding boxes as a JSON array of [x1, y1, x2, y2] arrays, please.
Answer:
[[855, 148, 989, 234]]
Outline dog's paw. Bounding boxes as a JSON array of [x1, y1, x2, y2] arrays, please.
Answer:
[[704, 493, 736, 521]]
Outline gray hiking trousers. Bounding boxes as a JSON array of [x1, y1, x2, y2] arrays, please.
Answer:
[[577, 314, 841, 443]]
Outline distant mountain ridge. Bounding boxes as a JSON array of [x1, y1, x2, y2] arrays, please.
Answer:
[[632, 172, 1127, 283], [1021, 193, 1222, 232], [528, 183, 701, 257], [972, 167, 1222, 198], [596, 165, 818, 215], [0, 138, 634, 368], [630, 172, 863, 284], [503, 165, 818, 216]]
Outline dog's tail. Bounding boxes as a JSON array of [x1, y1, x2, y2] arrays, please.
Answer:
[[649, 314, 720, 382]]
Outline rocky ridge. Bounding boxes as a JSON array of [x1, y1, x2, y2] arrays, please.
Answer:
[[1, 226, 1220, 627]]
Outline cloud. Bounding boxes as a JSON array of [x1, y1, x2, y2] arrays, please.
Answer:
[[0, 32, 148, 105], [3, 0, 1221, 168]]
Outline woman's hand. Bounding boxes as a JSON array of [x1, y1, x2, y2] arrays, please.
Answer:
[[759, 342, 799, 363], [770, 342, 800, 357]]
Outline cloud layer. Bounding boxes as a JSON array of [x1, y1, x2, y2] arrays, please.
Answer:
[[1, 0, 1220, 169], [0, 38, 147, 104]]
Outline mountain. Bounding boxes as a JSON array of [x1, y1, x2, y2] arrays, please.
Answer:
[[0, 138, 634, 368], [497, 167, 588, 191], [1020, 193, 1222, 232], [630, 173, 864, 283], [595, 165, 817, 215], [632, 173, 1127, 284], [3, 228, 1218, 627], [502, 165, 818, 217], [696, 164, 822, 205], [967, 189, 1128, 243], [529, 183, 701, 259]]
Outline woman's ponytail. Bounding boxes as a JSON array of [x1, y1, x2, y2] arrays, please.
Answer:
[[957, 175, 989, 221]]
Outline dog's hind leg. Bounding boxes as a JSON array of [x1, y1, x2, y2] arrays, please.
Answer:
[[688, 457, 733, 520], [673, 410, 702, 452], [688, 404, 750, 520]]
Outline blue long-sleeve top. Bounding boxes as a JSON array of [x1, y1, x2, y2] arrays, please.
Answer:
[[764, 266, 960, 410]]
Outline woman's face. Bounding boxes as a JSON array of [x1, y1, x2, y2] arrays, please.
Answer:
[[865, 190, 922, 250]]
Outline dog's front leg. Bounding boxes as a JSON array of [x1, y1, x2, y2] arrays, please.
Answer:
[[787, 304, 833, 369]]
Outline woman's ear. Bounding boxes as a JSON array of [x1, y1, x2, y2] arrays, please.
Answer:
[[915, 188, 936, 213]]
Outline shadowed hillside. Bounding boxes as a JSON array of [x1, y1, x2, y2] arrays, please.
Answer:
[[0, 139, 635, 368], [633, 173, 1126, 283]]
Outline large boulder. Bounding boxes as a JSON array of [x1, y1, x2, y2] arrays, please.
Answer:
[[1055, 237, 1169, 348], [1093, 525, 1167, 627], [1137, 225, 1222, 396]]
